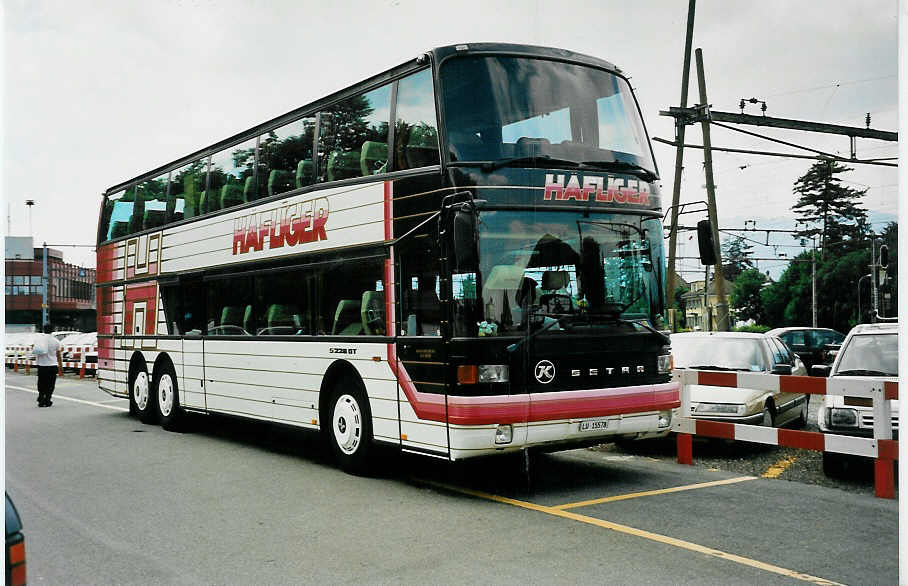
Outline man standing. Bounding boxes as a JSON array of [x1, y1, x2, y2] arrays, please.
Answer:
[[34, 324, 63, 407]]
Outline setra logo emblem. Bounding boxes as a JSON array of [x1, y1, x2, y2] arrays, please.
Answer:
[[534, 360, 556, 384]]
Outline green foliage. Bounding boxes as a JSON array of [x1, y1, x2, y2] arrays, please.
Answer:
[[672, 285, 689, 329], [721, 237, 755, 281], [730, 268, 766, 323], [734, 324, 770, 333], [792, 160, 869, 250]]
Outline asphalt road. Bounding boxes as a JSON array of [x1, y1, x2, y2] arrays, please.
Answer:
[[5, 371, 898, 585]]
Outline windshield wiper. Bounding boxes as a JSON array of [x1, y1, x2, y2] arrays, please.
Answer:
[[835, 369, 895, 377], [505, 313, 570, 354], [580, 160, 658, 182], [481, 155, 582, 172], [583, 309, 670, 345], [687, 365, 749, 372]]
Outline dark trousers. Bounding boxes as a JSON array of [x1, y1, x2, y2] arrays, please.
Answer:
[[37, 366, 58, 405]]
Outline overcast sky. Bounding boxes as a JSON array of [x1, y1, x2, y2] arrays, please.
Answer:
[[1, 0, 899, 277]]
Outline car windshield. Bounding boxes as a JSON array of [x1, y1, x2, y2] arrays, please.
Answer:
[[441, 56, 656, 174], [451, 210, 665, 337], [671, 337, 767, 372], [834, 333, 898, 376]]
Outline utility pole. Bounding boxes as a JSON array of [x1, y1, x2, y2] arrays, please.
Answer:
[[42, 242, 49, 328], [665, 0, 697, 331], [695, 48, 729, 331]]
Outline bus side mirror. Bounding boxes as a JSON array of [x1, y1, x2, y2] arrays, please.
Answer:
[[697, 219, 717, 265], [811, 364, 831, 378], [452, 205, 478, 270]]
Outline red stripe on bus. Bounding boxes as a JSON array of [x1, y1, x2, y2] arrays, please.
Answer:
[[695, 419, 735, 439], [386, 343, 447, 423], [777, 428, 825, 452], [878, 439, 898, 461], [780, 374, 826, 395], [697, 371, 737, 388], [447, 383, 681, 426], [884, 381, 898, 400]]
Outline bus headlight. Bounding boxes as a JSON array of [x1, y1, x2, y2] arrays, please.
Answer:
[[495, 424, 513, 444], [657, 352, 673, 374]]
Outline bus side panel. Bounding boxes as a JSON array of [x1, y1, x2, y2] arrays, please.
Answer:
[[182, 339, 205, 410], [160, 183, 385, 274]]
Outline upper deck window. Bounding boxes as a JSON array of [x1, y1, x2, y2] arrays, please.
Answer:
[[394, 69, 440, 170], [318, 84, 392, 182], [441, 56, 655, 175]]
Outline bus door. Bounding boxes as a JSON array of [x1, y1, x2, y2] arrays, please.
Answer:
[[394, 241, 450, 457]]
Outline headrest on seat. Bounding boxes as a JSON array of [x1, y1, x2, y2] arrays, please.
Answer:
[[542, 270, 570, 290]]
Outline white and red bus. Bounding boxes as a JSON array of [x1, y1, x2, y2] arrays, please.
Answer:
[[97, 43, 678, 472]]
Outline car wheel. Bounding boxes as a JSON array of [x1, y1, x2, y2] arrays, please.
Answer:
[[156, 363, 184, 431], [327, 378, 374, 474], [761, 406, 776, 427], [129, 367, 157, 424]]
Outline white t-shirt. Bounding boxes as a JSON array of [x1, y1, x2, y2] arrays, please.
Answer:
[[34, 333, 61, 367]]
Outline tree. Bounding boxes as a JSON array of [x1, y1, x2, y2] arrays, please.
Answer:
[[730, 269, 766, 323], [721, 237, 755, 282], [791, 160, 869, 252], [672, 284, 689, 329]]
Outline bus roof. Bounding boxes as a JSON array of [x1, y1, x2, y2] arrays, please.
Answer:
[[101, 43, 623, 197]]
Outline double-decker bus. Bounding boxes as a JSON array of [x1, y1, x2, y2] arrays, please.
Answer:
[[96, 43, 678, 472]]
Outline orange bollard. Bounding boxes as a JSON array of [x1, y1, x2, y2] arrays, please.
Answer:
[[58, 363, 63, 377], [79, 362, 85, 379], [25, 360, 30, 375], [13, 359, 18, 373]]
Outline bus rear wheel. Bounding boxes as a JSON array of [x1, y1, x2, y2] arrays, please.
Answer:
[[155, 363, 184, 431], [328, 380, 374, 474], [129, 367, 157, 424]]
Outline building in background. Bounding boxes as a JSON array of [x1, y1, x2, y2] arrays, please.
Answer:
[[682, 279, 718, 332], [5, 236, 96, 331]]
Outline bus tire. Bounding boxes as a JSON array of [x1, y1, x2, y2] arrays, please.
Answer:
[[129, 365, 157, 424], [327, 378, 374, 474], [155, 363, 183, 431]]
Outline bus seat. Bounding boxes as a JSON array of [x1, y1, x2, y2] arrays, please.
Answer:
[[541, 270, 570, 291], [243, 176, 256, 202], [264, 304, 302, 335], [220, 182, 245, 210], [243, 305, 254, 334], [143, 208, 167, 230], [199, 190, 218, 214], [127, 198, 146, 234], [296, 159, 315, 188], [110, 221, 130, 239], [361, 290, 385, 335], [332, 299, 363, 335], [268, 169, 294, 196], [405, 146, 439, 169], [220, 305, 245, 327], [360, 141, 387, 176], [327, 151, 361, 182]]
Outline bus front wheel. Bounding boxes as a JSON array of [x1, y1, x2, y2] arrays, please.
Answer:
[[328, 379, 374, 474]]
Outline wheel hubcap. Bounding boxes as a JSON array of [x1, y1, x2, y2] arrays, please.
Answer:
[[332, 394, 362, 455], [133, 372, 149, 411], [158, 374, 174, 417]]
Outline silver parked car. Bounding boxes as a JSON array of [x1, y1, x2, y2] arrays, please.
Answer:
[[671, 332, 809, 427]]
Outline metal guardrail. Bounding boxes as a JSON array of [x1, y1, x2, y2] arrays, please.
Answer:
[[672, 369, 898, 499]]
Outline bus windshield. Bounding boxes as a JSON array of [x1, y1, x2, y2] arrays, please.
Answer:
[[441, 56, 656, 175], [452, 210, 665, 337]]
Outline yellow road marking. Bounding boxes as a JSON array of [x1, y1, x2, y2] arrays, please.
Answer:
[[762, 456, 798, 479], [418, 479, 844, 586], [552, 476, 757, 510]]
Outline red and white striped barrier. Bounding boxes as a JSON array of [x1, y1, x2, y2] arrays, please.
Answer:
[[6, 347, 97, 377], [673, 369, 898, 499]]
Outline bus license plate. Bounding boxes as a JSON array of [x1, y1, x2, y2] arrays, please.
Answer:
[[579, 419, 608, 432]]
